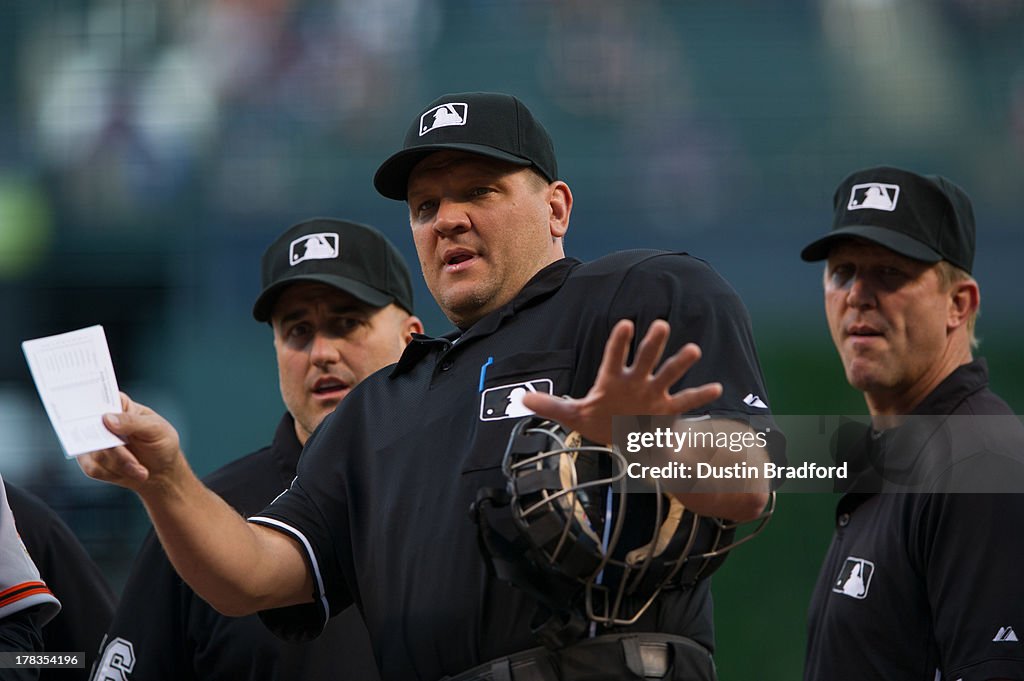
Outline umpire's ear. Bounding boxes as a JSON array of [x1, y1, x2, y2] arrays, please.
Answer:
[[402, 315, 424, 345], [547, 181, 572, 240], [946, 277, 978, 333]]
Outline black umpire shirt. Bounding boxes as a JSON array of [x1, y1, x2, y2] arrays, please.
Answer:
[[93, 414, 380, 681], [7, 483, 116, 681], [251, 251, 781, 681], [805, 360, 1024, 681]]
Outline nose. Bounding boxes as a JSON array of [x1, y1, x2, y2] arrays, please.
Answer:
[[432, 198, 470, 237], [845, 272, 876, 309], [309, 331, 340, 368]]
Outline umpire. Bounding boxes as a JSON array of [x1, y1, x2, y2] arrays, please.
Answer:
[[78, 93, 780, 681], [801, 166, 1024, 680], [92, 219, 421, 681]]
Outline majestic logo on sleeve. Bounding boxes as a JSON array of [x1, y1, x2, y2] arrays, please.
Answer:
[[847, 183, 900, 212], [743, 393, 768, 409], [480, 379, 553, 421], [420, 103, 468, 135], [95, 637, 136, 680], [993, 626, 1019, 642], [289, 233, 340, 266], [832, 556, 874, 599]]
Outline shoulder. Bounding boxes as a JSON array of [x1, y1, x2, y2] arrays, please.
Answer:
[[570, 251, 748, 323], [952, 385, 1024, 458], [4, 484, 59, 535], [4, 482, 115, 626], [573, 250, 718, 280], [5, 484, 70, 557], [203, 446, 273, 488], [576, 250, 737, 297], [956, 385, 1017, 417], [560, 251, 736, 310], [201, 445, 286, 512], [915, 485, 1024, 523]]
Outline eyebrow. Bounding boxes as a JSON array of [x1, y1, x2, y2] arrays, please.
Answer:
[[277, 303, 371, 326], [408, 160, 517, 194]]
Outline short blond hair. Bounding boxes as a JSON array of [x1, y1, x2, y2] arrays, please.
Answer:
[[935, 260, 979, 349]]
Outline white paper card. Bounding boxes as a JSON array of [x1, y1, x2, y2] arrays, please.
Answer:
[[21, 325, 124, 457]]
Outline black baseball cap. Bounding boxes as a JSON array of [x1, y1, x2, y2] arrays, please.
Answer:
[[800, 166, 976, 273], [373, 92, 558, 201], [252, 218, 414, 322]]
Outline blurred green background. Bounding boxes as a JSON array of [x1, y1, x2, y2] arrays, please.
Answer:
[[1, 1, 1022, 679]]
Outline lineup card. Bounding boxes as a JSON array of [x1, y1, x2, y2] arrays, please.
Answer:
[[21, 325, 124, 458]]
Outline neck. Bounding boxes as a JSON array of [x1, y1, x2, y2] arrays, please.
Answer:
[[293, 419, 310, 446], [448, 254, 566, 330], [866, 344, 973, 429]]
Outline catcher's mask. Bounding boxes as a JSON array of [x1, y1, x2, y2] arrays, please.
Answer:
[[472, 417, 774, 647]]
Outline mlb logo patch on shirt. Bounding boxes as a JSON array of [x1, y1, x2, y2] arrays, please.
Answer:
[[847, 183, 900, 212], [480, 379, 553, 421], [833, 556, 874, 599], [420, 103, 468, 136], [290, 233, 340, 266]]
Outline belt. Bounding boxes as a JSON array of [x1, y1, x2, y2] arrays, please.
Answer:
[[443, 633, 716, 681]]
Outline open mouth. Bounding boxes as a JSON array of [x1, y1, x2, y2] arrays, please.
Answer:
[[312, 379, 348, 396], [442, 250, 477, 272]]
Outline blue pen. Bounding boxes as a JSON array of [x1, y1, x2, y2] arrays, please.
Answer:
[[478, 356, 494, 392]]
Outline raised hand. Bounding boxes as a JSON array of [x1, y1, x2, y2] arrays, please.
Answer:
[[521, 319, 723, 444]]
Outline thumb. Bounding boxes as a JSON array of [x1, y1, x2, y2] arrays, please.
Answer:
[[102, 411, 157, 442], [102, 411, 129, 436], [521, 392, 576, 425], [103, 407, 180, 452]]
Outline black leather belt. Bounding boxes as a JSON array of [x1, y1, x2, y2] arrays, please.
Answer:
[[442, 633, 716, 681]]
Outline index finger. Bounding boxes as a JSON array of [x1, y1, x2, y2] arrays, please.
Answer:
[[77, 446, 149, 485], [602, 319, 635, 375]]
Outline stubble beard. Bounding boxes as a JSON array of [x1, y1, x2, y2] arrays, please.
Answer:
[[433, 268, 504, 328]]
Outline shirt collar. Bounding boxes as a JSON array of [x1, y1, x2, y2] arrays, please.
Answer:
[[836, 358, 991, 505], [388, 258, 581, 377], [456, 257, 580, 343], [272, 412, 304, 471], [389, 333, 450, 376], [910, 358, 989, 415]]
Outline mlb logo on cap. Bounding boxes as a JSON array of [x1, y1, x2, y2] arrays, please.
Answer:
[[800, 166, 977, 274], [847, 183, 900, 212], [290, 233, 340, 266], [420, 103, 468, 136], [374, 92, 559, 200], [253, 218, 415, 322]]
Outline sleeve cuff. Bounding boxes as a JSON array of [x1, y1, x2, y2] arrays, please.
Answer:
[[248, 515, 330, 641]]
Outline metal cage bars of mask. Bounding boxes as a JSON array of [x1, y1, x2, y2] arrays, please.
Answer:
[[501, 418, 777, 627]]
